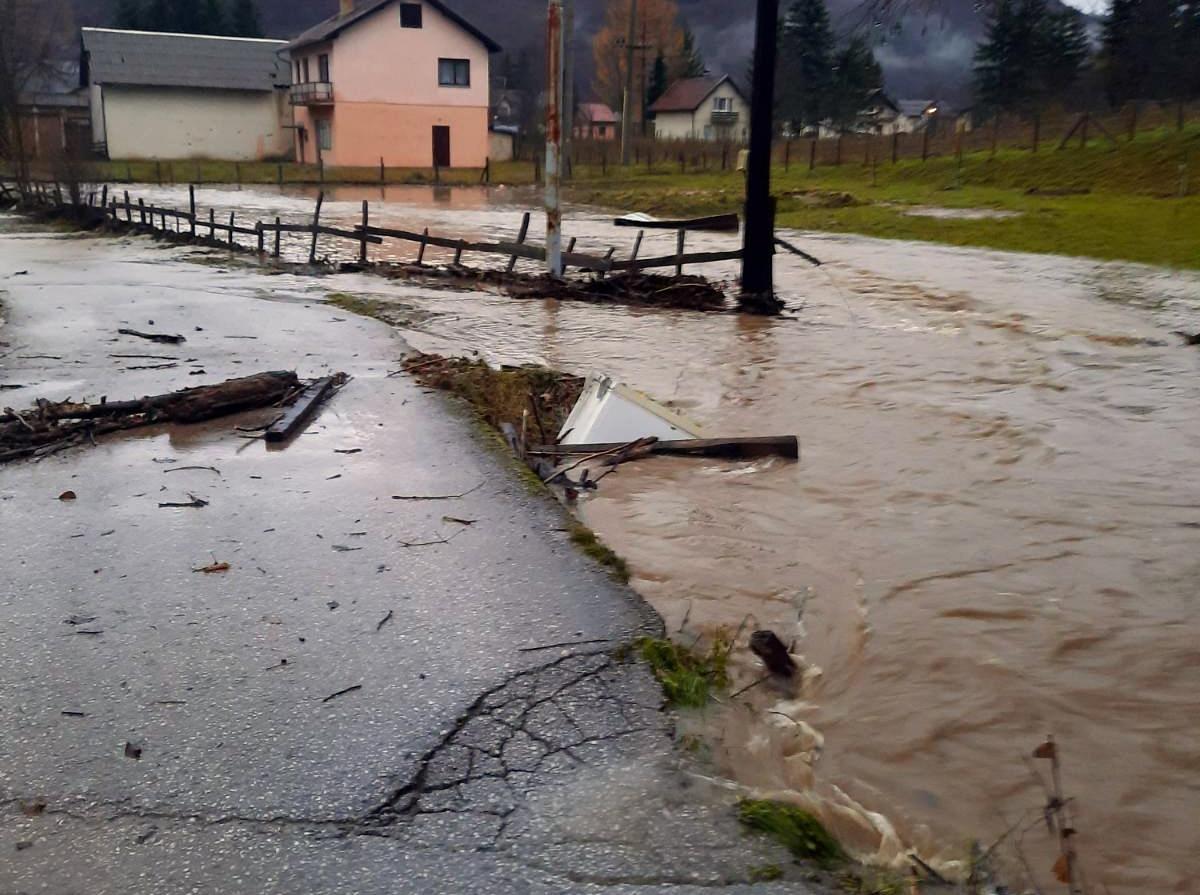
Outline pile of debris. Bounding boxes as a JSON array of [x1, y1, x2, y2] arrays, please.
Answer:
[[404, 353, 799, 497], [0, 371, 344, 464], [506, 272, 728, 311]]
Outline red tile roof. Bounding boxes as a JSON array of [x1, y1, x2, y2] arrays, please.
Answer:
[[648, 75, 743, 113], [577, 102, 617, 124]]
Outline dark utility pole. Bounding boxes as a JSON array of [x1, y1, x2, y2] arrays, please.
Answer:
[[620, 0, 637, 165], [741, 0, 779, 298]]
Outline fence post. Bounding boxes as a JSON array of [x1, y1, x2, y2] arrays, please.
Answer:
[[675, 229, 685, 277], [138, 197, 146, 224], [380, 156, 385, 184], [309, 190, 324, 264], [417, 227, 429, 265], [892, 131, 899, 164], [228, 212, 235, 248], [809, 138, 816, 171], [257, 222, 265, 254], [188, 185, 196, 237], [274, 216, 281, 258], [124, 190, 131, 222], [209, 207, 215, 239], [100, 184, 107, 212], [359, 199, 369, 264], [507, 211, 531, 272]]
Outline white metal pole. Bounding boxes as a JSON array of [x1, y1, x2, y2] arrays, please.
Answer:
[[545, 0, 565, 277]]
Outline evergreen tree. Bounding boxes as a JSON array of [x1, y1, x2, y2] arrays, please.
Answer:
[[777, 0, 835, 131], [231, 0, 263, 38], [826, 36, 882, 130], [143, 0, 171, 31], [199, 0, 229, 35], [679, 25, 707, 78], [1181, 0, 1200, 99], [647, 51, 669, 108], [974, 0, 1090, 115], [114, 0, 145, 29], [1102, 0, 1180, 103]]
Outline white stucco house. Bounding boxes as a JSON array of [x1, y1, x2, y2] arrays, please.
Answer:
[[648, 75, 749, 142], [80, 27, 292, 161]]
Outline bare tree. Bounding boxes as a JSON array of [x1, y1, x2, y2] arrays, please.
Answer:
[[0, 0, 74, 191]]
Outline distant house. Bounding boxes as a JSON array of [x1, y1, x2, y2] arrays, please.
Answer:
[[815, 90, 901, 137], [648, 75, 749, 142], [80, 28, 292, 161], [488, 124, 517, 161], [287, 0, 501, 169], [895, 99, 943, 134], [18, 61, 91, 160], [575, 102, 617, 141]]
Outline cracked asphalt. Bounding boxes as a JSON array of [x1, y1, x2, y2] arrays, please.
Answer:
[[0, 220, 825, 893]]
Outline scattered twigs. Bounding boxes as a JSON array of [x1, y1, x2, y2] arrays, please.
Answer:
[[391, 482, 483, 501], [163, 465, 222, 475], [159, 494, 209, 509], [774, 236, 823, 266], [321, 684, 361, 703], [375, 610, 394, 632], [518, 638, 611, 653], [117, 328, 186, 344]]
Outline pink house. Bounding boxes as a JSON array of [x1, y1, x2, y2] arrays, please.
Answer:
[[574, 102, 617, 141], [287, 0, 500, 169]]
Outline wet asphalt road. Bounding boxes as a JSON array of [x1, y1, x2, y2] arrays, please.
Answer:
[[0, 221, 821, 893]]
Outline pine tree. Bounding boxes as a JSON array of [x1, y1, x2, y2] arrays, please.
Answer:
[[1181, 1, 1200, 99], [1102, 0, 1178, 103], [778, 0, 834, 131], [827, 36, 882, 130], [647, 51, 668, 108], [1039, 9, 1089, 97], [679, 25, 707, 78], [114, 0, 144, 29], [231, 0, 263, 38]]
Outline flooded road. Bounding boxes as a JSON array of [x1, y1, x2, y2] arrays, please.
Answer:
[[105, 185, 1200, 892]]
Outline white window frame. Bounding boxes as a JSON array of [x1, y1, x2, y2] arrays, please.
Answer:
[[438, 58, 471, 88]]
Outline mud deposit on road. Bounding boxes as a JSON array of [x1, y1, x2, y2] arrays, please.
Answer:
[[15, 188, 1200, 893]]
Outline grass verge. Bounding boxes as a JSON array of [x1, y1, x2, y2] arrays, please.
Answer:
[[636, 635, 730, 708], [738, 799, 848, 869]]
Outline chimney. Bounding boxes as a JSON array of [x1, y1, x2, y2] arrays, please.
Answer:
[[339, 0, 354, 15]]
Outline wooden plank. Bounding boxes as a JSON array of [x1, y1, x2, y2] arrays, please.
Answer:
[[362, 225, 613, 271], [608, 249, 743, 272], [528, 435, 799, 460], [264, 376, 337, 443], [613, 213, 740, 232]]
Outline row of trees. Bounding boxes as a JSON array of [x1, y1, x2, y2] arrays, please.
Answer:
[[775, 0, 883, 133], [974, 0, 1200, 117], [114, 0, 264, 39]]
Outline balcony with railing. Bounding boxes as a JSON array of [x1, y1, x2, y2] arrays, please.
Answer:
[[290, 82, 334, 106], [711, 109, 739, 127]]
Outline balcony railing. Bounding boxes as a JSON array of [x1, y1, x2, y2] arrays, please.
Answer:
[[711, 109, 739, 126], [290, 82, 333, 106]]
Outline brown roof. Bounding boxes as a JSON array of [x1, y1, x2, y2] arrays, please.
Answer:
[[647, 75, 743, 114], [288, 0, 501, 54], [577, 102, 617, 124]]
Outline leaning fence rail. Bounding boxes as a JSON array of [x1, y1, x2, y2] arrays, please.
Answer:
[[0, 180, 746, 277]]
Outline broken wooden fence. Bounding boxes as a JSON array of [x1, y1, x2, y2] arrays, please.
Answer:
[[4, 180, 747, 277]]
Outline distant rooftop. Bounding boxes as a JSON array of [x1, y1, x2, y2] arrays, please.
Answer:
[[577, 102, 617, 124], [81, 28, 289, 92], [648, 76, 743, 114]]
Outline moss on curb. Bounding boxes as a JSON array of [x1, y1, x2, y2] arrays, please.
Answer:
[[737, 800, 848, 869], [636, 635, 730, 708]]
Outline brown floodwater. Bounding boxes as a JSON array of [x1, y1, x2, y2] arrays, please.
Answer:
[[127, 184, 1200, 893]]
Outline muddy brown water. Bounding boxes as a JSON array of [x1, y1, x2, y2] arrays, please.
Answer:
[[122, 184, 1200, 892]]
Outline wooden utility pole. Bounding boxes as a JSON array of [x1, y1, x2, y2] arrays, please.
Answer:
[[620, 0, 637, 165], [545, 0, 565, 276], [741, 0, 779, 298]]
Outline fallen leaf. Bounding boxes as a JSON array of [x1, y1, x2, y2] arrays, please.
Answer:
[[19, 800, 46, 817], [123, 741, 143, 760], [1033, 740, 1057, 760], [58, 491, 77, 501], [1052, 854, 1071, 884], [192, 562, 230, 574]]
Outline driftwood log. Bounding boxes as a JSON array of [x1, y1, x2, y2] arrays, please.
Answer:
[[749, 630, 798, 678], [1, 371, 301, 463]]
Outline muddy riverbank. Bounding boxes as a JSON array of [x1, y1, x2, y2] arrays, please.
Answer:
[[10, 184, 1200, 894]]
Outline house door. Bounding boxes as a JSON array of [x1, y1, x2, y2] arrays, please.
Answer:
[[432, 126, 451, 168]]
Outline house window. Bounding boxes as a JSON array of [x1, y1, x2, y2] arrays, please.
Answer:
[[318, 54, 330, 82], [400, 3, 422, 27], [713, 96, 732, 112], [302, 58, 310, 83], [438, 58, 470, 87], [597, 125, 607, 137], [316, 118, 332, 152]]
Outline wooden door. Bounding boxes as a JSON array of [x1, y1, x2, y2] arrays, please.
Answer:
[[432, 126, 451, 168]]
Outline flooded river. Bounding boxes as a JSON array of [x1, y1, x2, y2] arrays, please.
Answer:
[[127, 184, 1200, 892]]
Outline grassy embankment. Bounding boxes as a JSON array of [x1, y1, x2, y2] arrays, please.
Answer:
[[562, 127, 1200, 269]]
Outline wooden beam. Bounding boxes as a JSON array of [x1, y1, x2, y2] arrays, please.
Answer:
[[608, 248, 743, 272], [613, 213, 740, 232], [529, 435, 798, 460], [265, 376, 337, 443]]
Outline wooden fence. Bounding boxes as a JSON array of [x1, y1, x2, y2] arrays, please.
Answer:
[[2, 180, 744, 277]]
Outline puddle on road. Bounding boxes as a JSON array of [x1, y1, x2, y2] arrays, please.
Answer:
[[22, 189, 1200, 893]]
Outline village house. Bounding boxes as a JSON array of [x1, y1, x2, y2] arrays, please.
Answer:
[[647, 76, 749, 142], [80, 28, 292, 161], [287, 0, 501, 169], [574, 102, 617, 141], [18, 61, 91, 161]]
